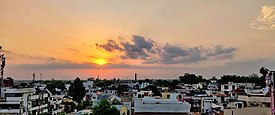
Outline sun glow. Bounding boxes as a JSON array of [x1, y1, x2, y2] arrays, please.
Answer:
[[94, 59, 107, 65]]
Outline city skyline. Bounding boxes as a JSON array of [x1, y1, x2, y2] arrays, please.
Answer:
[[1, 0, 275, 80]]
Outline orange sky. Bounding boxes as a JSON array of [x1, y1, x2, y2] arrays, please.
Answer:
[[1, 0, 275, 80]]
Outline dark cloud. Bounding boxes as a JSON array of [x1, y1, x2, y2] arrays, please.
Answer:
[[132, 35, 154, 50], [96, 39, 123, 52], [96, 35, 238, 64], [121, 41, 148, 59], [206, 45, 237, 59], [147, 45, 207, 64], [120, 35, 156, 60], [161, 44, 188, 60]]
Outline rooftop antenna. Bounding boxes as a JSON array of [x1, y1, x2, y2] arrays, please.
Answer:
[[0, 46, 6, 87]]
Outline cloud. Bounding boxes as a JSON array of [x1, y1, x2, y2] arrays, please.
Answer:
[[121, 35, 158, 60], [0, 49, 13, 54], [96, 35, 161, 60], [11, 62, 94, 70], [96, 39, 123, 52], [251, 5, 275, 30], [206, 45, 237, 59], [149, 45, 206, 64], [96, 35, 238, 64], [64, 48, 79, 52], [9, 61, 148, 70], [0, 49, 65, 63]]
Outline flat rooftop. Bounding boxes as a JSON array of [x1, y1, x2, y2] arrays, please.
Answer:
[[134, 98, 191, 113]]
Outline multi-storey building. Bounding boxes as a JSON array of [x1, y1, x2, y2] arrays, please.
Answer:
[[0, 87, 49, 115]]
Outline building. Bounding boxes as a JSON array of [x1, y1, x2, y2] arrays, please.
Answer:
[[139, 82, 150, 89], [0, 87, 49, 115], [49, 95, 64, 114], [238, 94, 271, 107], [92, 93, 111, 107], [2, 77, 14, 87], [83, 80, 96, 101], [134, 95, 191, 115], [134, 91, 153, 98], [221, 82, 239, 98]]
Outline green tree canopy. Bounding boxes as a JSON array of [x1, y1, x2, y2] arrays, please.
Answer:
[[68, 77, 86, 103], [143, 85, 161, 96], [217, 74, 265, 87], [179, 73, 206, 84], [46, 79, 65, 95], [117, 84, 129, 95], [92, 99, 120, 115]]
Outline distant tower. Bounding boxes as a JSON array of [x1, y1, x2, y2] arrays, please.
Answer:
[[40, 73, 42, 82], [0, 46, 6, 87], [135, 73, 137, 81], [32, 73, 35, 87]]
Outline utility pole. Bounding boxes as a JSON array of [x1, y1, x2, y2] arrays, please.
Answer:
[[0, 46, 6, 87], [260, 67, 275, 115]]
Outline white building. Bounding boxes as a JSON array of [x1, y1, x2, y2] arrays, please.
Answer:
[[83, 80, 96, 101], [134, 95, 191, 115], [91, 93, 111, 107], [134, 91, 153, 98], [139, 82, 150, 89], [49, 95, 64, 114], [207, 83, 219, 91], [0, 87, 49, 115], [221, 82, 240, 98]]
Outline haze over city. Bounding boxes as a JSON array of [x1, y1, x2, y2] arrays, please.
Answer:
[[1, 0, 275, 80]]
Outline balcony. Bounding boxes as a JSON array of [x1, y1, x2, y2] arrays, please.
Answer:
[[0, 109, 20, 113], [0, 97, 6, 102], [6, 97, 21, 102]]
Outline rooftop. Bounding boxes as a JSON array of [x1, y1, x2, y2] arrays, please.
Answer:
[[134, 98, 191, 113]]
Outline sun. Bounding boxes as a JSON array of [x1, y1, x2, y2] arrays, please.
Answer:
[[94, 59, 107, 65]]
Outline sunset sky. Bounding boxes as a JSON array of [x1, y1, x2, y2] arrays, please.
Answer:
[[1, 0, 275, 80]]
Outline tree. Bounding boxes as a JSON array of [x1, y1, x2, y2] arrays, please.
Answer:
[[92, 99, 120, 115], [217, 74, 265, 87], [117, 84, 129, 95], [169, 80, 180, 91], [179, 73, 204, 84], [68, 77, 86, 103], [143, 85, 161, 96], [63, 102, 76, 113], [87, 77, 95, 81], [46, 79, 65, 95]]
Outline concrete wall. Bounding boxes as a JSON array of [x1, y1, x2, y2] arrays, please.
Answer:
[[224, 107, 271, 115]]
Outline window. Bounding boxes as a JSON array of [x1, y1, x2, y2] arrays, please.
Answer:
[[5, 93, 22, 97], [224, 85, 228, 89], [178, 95, 182, 100], [167, 94, 170, 99]]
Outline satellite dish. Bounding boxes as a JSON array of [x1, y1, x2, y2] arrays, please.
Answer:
[[263, 86, 269, 95]]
